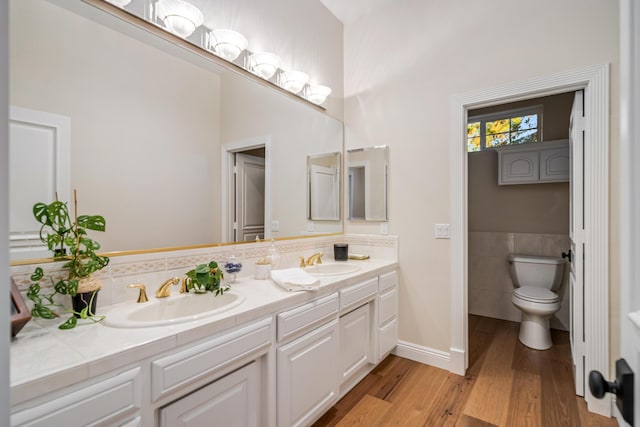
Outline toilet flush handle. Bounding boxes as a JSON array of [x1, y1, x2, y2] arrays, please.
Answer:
[[561, 249, 572, 262]]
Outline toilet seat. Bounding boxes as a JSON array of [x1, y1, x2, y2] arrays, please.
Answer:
[[513, 286, 559, 304]]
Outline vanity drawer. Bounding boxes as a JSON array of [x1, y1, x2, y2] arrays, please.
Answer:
[[378, 318, 398, 359], [277, 292, 339, 342], [378, 287, 398, 326], [151, 317, 272, 401], [379, 270, 398, 292], [339, 277, 378, 313], [11, 367, 142, 427]]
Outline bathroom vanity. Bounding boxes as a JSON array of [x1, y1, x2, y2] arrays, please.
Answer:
[[10, 259, 398, 427]]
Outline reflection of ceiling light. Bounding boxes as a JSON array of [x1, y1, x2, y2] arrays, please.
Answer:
[[306, 85, 332, 105], [249, 52, 281, 80], [210, 29, 248, 62], [156, 0, 204, 38], [280, 70, 309, 94], [106, 0, 132, 7]]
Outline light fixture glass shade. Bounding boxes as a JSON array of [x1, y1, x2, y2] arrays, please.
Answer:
[[106, 0, 132, 7], [280, 70, 309, 94], [210, 29, 248, 61], [306, 84, 332, 105], [249, 52, 281, 80], [156, 0, 204, 38]]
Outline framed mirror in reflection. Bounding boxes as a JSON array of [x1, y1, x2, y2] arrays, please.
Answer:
[[307, 152, 341, 221], [347, 146, 388, 221], [8, 0, 343, 262]]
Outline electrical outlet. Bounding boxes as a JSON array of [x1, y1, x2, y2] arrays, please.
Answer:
[[435, 224, 450, 239], [271, 220, 280, 232], [380, 222, 388, 235]]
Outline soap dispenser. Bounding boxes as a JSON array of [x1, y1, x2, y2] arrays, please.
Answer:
[[267, 239, 281, 269]]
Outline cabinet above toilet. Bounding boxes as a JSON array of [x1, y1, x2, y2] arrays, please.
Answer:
[[495, 139, 569, 185]]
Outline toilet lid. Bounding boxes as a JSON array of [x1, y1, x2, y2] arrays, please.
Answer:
[[514, 286, 559, 303]]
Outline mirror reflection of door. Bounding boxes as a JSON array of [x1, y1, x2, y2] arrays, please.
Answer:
[[309, 164, 339, 220], [234, 151, 265, 242], [348, 166, 366, 220]]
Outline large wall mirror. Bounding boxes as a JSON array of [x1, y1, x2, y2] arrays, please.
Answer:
[[347, 146, 388, 221], [9, 0, 343, 261]]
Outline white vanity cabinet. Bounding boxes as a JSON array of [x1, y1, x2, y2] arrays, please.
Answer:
[[378, 271, 399, 359], [276, 293, 340, 427], [159, 361, 260, 427], [496, 139, 569, 185], [11, 366, 143, 427], [337, 277, 378, 388]]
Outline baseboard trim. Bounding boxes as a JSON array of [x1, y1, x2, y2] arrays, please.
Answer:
[[393, 341, 450, 371]]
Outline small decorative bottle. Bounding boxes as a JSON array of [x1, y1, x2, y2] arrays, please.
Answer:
[[223, 254, 243, 284]]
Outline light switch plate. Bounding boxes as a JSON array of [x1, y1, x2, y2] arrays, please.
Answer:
[[435, 224, 450, 239], [380, 222, 389, 235], [271, 220, 280, 232]]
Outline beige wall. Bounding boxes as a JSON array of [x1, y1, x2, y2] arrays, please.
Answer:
[[343, 0, 619, 358]]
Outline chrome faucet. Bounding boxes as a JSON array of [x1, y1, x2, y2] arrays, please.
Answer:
[[299, 252, 323, 268], [155, 277, 180, 298]]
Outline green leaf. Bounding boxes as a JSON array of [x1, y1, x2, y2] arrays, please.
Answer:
[[58, 316, 77, 329], [30, 267, 44, 281]]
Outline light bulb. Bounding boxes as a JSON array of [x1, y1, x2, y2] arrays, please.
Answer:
[[249, 52, 280, 80], [280, 70, 309, 94], [306, 85, 332, 105], [156, 0, 204, 38], [210, 29, 248, 61]]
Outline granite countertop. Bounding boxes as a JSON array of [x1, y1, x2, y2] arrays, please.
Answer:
[[10, 259, 398, 406]]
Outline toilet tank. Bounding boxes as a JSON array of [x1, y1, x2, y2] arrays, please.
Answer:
[[508, 255, 565, 290]]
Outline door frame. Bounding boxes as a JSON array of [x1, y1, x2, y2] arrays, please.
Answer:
[[221, 135, 271, 242], [619, 0, 639, 424], [449, 64, 611, 416]]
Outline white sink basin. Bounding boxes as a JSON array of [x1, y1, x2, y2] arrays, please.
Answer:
[[305, 263, 360, 276], [104, 292, 245, 328]]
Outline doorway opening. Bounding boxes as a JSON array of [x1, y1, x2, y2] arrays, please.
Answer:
[[221, 136, 271, 243], [450, 64, 610, 416]]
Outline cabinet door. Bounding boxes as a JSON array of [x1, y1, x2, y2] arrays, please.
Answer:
[[540, 147, 570, 181], [159, 362, 260, 427], [339, 304, 371, 384], [499, 151, 539, 184], [277, 320, 339, 427]]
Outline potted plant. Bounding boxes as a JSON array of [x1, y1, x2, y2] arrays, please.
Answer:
[[183, 260, 228, 295], [26, 191, 110, 329]]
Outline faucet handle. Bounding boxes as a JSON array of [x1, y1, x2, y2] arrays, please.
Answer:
[[128, 283, 149, 303]]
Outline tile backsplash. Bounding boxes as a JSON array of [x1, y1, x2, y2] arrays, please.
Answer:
[[468, 231, 570, 330], [11, 234, 398, 310]]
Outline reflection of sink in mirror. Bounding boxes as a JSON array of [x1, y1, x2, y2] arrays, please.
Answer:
[[104, 292, 245, 328], [305, 263, 360, 276]]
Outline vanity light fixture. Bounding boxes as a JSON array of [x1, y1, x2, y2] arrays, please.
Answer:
[[209, 29, 249, 62], [279, 70, 310, 94], [306, 84, 332, 105], [248, 52, 281, 80], [106, 0, 132, 7], [155, 0, 204, 38]]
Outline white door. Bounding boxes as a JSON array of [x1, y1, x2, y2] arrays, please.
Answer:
[[235, 153, 265, 242], [309, 164, 339, 220], [569, 90, 586, 396]]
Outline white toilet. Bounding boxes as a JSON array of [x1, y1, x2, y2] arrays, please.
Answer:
[[509, 254, 565, 350]]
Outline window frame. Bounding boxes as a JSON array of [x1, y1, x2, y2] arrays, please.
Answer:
[[467, 105, 544, 152]]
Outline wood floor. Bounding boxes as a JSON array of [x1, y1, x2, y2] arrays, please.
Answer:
[[313, 315, 617, 427]]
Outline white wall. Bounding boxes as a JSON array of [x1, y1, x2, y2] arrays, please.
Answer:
[[0, 0, 10, 423], [10, 0, 222, 252], [343, 0, 619, 356]]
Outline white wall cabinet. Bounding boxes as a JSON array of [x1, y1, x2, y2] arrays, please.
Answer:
[[159, 362, 260, 427], [496, 139, 569, 185], [277, 319, 340, 427]]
